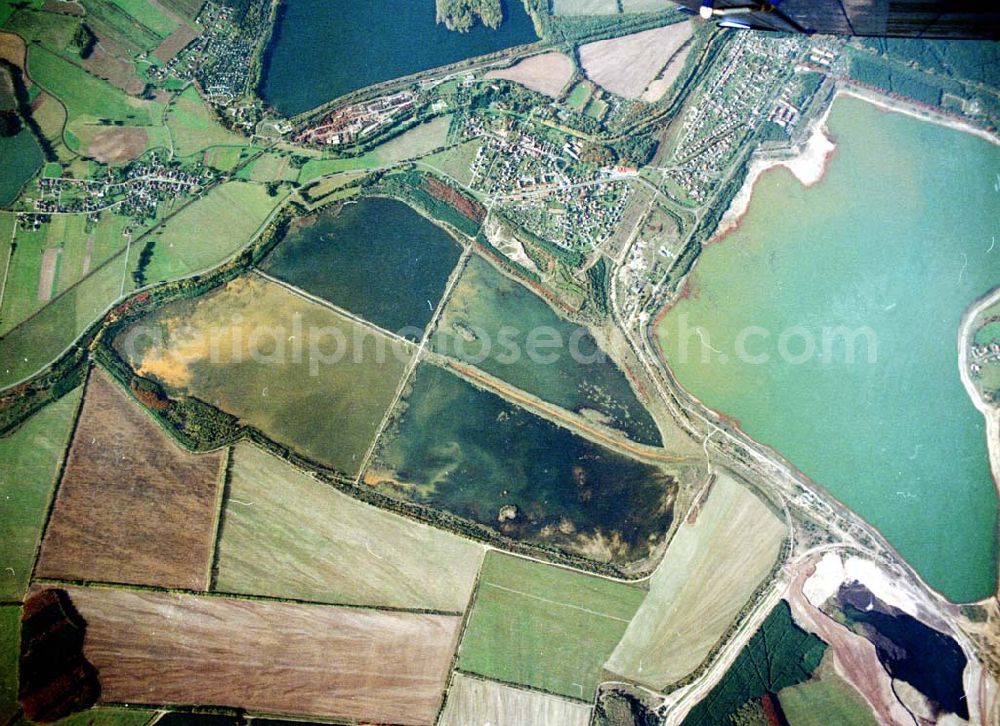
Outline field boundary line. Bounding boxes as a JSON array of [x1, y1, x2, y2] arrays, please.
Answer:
[[0, 215, 17, 327], [481, 582, 633, 623], [450, 669, 596, 706], [253, 269, 416, 350], [354, 247, 472, 485], [26, 366, 90, 587], [206, 445, 233, 591], [32, 576, 465, 616]]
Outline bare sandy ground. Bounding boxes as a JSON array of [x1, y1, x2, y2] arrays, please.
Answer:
[[788, 566, 912, 726], [580, 22, 692, 100], [486, 52, 575, 98]]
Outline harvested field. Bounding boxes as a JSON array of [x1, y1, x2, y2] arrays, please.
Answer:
[[82, 42, 145, 96], [215, 442, 484, 611], [579, 21, 692, 99], [79, 126, 149, 164], [36, 369, 225, 590], [61, 586, 463, 725], [551, 0, 618, 15], [41, 1, 85, 15], [439, 673, 592, 726], [373, 114, 452, 165], [457, 552, 645, 700], [153, 22, 199, 63], [0, 32, 27, 68], [642, 42, 692, 102], [605, 472, 786, 687], [37, 247, 59, 301], [486, 52, 575, 98]]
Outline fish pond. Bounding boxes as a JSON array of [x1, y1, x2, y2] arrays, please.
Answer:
[[260, 0, 539, 116], [432, 255, 662, 445], [261, 196, 463, 338], [657, 95, 1000, 602], [372, 362, 676, 564]]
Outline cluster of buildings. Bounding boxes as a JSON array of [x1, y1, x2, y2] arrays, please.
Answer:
[[31, 161, 206, 221], [296, 92, 417, 146], [664, 32, 805, 202], [462, 115, 629, 251], [969, 339, 1000, 378]]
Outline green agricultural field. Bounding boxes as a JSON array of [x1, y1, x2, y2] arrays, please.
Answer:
[[0, 606, 18, 724], [1, 213, 128, 336], [606, 473, 786, 688], [457, 552, 645, 700], [165, 86, 248, 158], [297, 154, 380, 185], [109, 0, 180, 38], [215, 442, 484, 610], [130, 181, 282, 286], [778, 651, 878, 726], [565, 83, 593, 112], [0, 253, 125, 387], [0, 386, 82, 600], [683, 601, 827, 726], [236, 152, 299, 183], [4, 8, 80, 49], [118, 274, 413, 474], [372, 115, 452, 165], [203, 146, 245, 171], [27, 45, 160, 126], [420, 138, 483, 187]]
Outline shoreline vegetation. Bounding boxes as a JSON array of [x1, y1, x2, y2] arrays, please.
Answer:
[[713, 86, 1000, 241], [437, 0, 504, 32]]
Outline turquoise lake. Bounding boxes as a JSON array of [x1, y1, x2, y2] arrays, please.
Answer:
[[260, 0, 539, 116], [658, 95, 999, 602]]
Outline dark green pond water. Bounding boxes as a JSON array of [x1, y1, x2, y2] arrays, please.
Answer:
[[432, 255, 662, 445], [260, 0, 539, 116], [261, 196, 462, 337], [0, 128, 42, 207], [375, 362, 676, 564]]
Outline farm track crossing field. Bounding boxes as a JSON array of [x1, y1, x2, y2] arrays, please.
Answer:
[[439, 673, 592, 726], [130, 181, 281, 286], [215, 442, 484, 611], [0, 386, 81, 600], [457, 552, 645, 700], [486, 52, 575, 98], [36, 369, 224, 589], [606, 472, 786, 687], [579, 21, 692, 99], [118, 274, 412, 474], [60, 585, 463, 725]]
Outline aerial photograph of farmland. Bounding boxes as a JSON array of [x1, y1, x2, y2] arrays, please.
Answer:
[[0, 0, 998, 724]]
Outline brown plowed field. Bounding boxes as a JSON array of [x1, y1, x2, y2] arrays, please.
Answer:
[[36, 369, 224, 590], [64, 586, 463, 725]]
